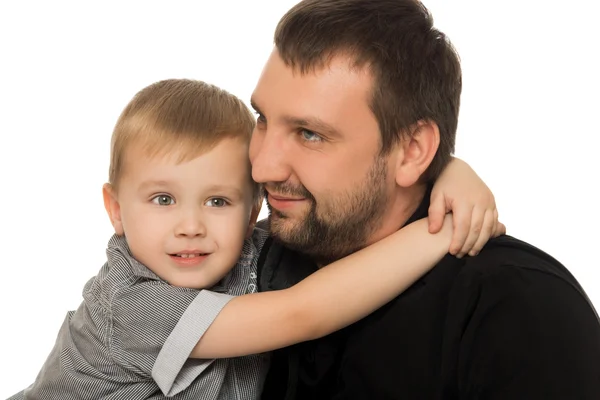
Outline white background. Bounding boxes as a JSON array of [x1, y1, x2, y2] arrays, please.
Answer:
[[1, 1, 598, 396]]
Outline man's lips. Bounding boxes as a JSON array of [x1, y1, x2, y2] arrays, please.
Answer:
[[267, 192, 307, 210]]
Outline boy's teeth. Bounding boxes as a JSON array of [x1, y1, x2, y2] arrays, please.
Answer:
[[178, 253, 199, 258]]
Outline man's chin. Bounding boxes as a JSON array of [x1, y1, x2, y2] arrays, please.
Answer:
[[268, 212, 293, 233], [268, 206, 307, 226], [268, 214, 304, 242]]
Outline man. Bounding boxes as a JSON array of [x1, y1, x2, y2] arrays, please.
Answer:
[[250, 0, 600, 398]]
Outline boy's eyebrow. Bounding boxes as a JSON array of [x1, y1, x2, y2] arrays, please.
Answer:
[[138, 180, 171, 191], [205, 184, 245, 199], [138, 181, 246, 200], [250, 97, 340, 139]]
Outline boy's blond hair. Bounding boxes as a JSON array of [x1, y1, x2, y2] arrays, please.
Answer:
[[108, 79, 261, 202]]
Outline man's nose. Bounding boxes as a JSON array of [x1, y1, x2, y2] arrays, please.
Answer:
[[249, 127, 292, 184]]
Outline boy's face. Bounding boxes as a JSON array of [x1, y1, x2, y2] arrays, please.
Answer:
[[104, 137, 257, 289]]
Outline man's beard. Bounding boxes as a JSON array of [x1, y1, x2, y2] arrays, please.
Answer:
[[266, 156, 389, 265]]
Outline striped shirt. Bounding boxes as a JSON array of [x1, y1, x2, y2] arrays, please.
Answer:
[[9, 227, 270, 400]]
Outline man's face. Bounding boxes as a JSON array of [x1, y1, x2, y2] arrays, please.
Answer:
[[249, 50, 399, 264]]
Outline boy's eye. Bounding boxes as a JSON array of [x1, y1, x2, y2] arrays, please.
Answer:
[[205, 198, 228, 207], [152, 195, 175, 206]]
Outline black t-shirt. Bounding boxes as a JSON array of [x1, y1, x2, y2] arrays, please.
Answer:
[[257, 197, 600, 399]]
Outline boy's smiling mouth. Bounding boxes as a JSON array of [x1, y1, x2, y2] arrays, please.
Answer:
[[168, 252, 211, 266], [172, 253, 209, 258]]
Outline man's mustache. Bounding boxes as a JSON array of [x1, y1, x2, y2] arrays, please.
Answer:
[[264, 182, 314, 200]]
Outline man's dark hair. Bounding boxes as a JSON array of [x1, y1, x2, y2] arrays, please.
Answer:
[[275, 0, 461, 181]]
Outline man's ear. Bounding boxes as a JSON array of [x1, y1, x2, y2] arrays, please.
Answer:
[[394, 120, 440, 187], [102, 183, 124, 235], [246, 197, 263, 239]]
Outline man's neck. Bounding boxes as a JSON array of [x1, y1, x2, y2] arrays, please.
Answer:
[[363, 183, 429, 248]]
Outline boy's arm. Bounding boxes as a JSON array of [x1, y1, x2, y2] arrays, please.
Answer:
[[190, 215, 454, 359], [428, 157, 505, 258]]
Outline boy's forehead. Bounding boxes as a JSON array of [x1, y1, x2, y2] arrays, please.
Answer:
[[125, 134, 249, 163], [122, 138, 252, 187]]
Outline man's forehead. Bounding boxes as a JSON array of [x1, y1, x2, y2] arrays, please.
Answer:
[[261, 48, 370, 80], [251, 52, 372, 107]]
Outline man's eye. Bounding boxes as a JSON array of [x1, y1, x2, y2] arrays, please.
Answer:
[[205, 198, 228, 207], [255, 112, 266, 124], [300, 129, 322, 142], [152, 195, 175, 206]]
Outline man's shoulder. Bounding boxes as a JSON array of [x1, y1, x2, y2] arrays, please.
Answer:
[[461, 234, 579, 287], [452, 235, 597, 318]]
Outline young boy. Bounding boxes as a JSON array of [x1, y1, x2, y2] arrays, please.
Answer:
[[10, 79, 501, 399]]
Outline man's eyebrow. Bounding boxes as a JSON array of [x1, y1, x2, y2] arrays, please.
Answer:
[[283, 115, 341, 138], [250, 97, 340, 138], [249, 98, 261, 113]]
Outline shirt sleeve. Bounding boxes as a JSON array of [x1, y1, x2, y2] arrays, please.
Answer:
[[455, 264, 600, 399], [109, 280, 234, 395], [153, 290, 234, 396]]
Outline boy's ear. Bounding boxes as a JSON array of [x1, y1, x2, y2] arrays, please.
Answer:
[[394, 120, 440, 187], [246, 198, 263, 239], [102, 183, 124, 235]]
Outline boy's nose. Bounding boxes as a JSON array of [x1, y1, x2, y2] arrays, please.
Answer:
[[175, 210, 207, 238]]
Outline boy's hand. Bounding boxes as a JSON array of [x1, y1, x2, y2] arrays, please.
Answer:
[[428, 158, 506, 258]]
